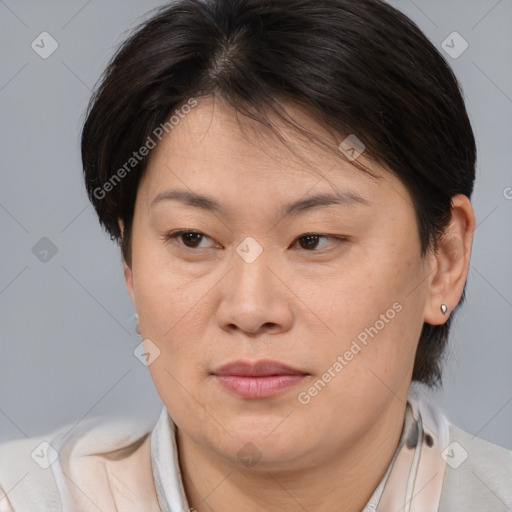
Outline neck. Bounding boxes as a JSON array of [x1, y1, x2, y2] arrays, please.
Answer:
[[176, 400, 406, 512]]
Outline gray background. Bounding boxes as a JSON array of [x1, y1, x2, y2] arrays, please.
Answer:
[[0, 0, 511, 450]]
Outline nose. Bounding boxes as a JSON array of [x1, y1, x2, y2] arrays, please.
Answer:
[[215, 247, 294, 337]]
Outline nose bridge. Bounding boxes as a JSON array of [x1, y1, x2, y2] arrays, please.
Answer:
[[216, 237, 292, 335], [231, 236, 276, 304]]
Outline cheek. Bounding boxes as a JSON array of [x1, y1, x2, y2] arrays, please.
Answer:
[[143, 308, 210, 423], [132, 242, 212, 335], [306, 243, 426, 380], [130, 246, 215, 393]]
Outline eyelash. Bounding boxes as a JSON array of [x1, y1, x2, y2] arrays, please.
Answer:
[[162, 230, 347, 253]]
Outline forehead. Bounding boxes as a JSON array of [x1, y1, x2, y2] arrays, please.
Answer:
[[139, 95, 408, 212]]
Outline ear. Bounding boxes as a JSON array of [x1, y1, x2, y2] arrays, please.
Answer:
[[118, 219, 136, 305], [423, 194, 475, 325]]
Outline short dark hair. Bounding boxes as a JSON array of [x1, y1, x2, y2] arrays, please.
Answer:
[[81, 0, 476, 387]]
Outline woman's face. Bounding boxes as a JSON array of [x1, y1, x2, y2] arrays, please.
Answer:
[[123, 95, 434, 469]]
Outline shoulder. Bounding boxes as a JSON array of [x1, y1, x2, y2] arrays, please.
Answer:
[[0, 413, 159, 512], [439, 422, 512, 511], [0, 432, 62, 512], [407, 383, 512, 511]]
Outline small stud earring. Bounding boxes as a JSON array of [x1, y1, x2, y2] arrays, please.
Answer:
[[440, 304, 448, 315], [133, 312, 141, 336]]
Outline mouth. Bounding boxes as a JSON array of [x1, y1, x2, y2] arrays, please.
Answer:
[[211, 359, 309, 399]]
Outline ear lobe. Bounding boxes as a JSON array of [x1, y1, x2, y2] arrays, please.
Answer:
[[118, 218, 136, 304], [123, 258, 136, 304], [423, 194, 475, 325]]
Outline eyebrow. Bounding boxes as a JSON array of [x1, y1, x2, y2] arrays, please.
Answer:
[[150, 188, 371, 217]]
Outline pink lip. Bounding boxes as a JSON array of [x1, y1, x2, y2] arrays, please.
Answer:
[[212, 360, 309, 398]]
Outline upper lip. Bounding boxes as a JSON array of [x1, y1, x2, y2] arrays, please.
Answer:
[[212, 359, 308, 377]]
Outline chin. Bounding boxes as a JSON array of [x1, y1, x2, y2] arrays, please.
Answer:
[[215, 424, 314, 467]]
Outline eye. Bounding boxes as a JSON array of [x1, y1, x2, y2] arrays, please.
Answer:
[[292, 234, 345, 252], [163, 230, 217, 250], [163, 231, 346, 253]]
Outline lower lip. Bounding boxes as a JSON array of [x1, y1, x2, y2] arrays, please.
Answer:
[[214, 374, 307, 398]]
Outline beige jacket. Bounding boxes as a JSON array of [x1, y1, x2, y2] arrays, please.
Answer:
[[1, 384, 511, 511]]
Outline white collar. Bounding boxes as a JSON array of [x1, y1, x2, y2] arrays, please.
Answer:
[[150, 407, 190, 511], [150, 382, 449, 511]]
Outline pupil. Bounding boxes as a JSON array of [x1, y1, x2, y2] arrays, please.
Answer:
[[300, 234, 319, 250], [183, 233, 202, 247]]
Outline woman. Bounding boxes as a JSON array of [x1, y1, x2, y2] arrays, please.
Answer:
[[1, 0, 511, 510]]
